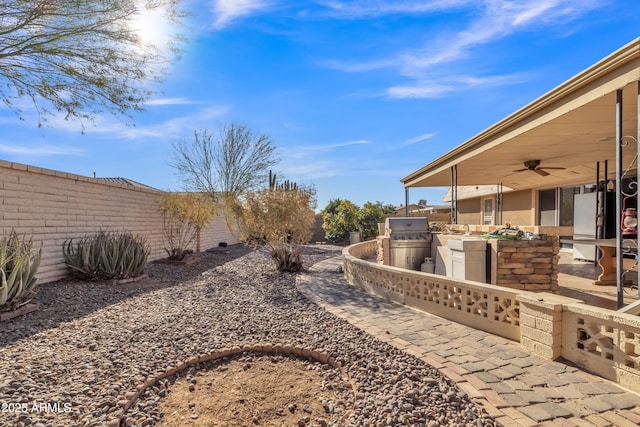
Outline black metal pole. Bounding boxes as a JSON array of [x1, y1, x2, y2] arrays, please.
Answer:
[[595, 161, 600, 266], [451, 166, 458, 224], [636, 81, 640, 299], [405, 188, 409, 217], [616, 89, 623, 309]]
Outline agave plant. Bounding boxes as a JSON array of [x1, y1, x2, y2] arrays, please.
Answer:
[[0, 231, 41, 312], [63, 231, 149, 281]]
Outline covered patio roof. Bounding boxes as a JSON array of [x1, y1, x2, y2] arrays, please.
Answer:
[[402, 38, 640, 192]]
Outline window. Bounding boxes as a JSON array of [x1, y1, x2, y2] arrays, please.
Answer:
[[539, 189, 556, 226], [539, 186, 583, 226], [559, 186, 581, 226]]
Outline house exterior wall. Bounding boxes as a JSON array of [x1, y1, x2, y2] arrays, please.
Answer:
[[502, 189, 534, 226], [451, 189, 572, 233], [0, 160, 239, 284], [456, 199, 481, 224]]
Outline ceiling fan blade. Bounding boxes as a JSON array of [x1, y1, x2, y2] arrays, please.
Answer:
[[539, 167, 566, 170], [512, 168, 528, 173], [534, 168, 550, 176]]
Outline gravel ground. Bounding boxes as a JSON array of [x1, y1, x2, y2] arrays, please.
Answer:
[[0, 244, 497, 427]]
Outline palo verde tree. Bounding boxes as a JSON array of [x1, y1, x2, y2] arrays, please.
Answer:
[[158, 192, 216, 260], [171, 124, 280, 202], [231, 172, 316, 273], [0, 0, 182, 127]]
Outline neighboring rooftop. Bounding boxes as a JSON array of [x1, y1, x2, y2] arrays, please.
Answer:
[[95, 177, 160, 191]]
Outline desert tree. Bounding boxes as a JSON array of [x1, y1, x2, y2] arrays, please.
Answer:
[[158, 192, 216, 259], [171, 124, 280, 202], [321, 199, 359, 243], [322, 200, 394, 241], [231, 174, 316, 273], [0, 0, 183, 127]]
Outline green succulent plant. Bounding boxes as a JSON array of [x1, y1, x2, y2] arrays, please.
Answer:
[[63, 230, 149, 281], [0, 231, 41, 312]]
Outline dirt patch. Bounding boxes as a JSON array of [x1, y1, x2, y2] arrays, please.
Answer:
[[156, 354, 352, 426]]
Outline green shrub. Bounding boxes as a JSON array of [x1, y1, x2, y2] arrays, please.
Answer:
[[62, 231, 149, 280], [0, 231, 41, 312]]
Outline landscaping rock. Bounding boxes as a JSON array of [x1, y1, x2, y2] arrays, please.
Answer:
[[0, 244, 496, 426]]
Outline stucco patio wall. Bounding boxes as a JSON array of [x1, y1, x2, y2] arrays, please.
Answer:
[[0, 160, 239, 284], [344, 240, 640, 394]]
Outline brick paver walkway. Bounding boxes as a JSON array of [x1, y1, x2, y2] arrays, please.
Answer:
[[297, 257, 640, 427]]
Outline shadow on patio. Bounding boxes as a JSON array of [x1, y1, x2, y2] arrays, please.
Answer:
[[556, 251, 638, 310]]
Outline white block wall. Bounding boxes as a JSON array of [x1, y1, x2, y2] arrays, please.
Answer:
[[0, 160, 239, 284]]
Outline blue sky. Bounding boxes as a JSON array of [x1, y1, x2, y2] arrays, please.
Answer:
[[0, 1, 638, 211]]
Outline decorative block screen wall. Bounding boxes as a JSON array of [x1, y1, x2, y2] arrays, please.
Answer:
[[344, 240, 640, 394], [0, 160, 239, 284]]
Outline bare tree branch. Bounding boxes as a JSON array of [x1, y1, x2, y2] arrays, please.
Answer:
[[0, 0, 183, 128], [171, 123, 280, 200]]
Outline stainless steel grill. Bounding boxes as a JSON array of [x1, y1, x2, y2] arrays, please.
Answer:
[[385, 217, 432, 270]]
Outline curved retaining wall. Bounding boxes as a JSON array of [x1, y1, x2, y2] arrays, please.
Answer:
[[343, 240, 523, 341], [343, 240, 640, 394]]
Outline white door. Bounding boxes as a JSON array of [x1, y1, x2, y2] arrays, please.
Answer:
[[482, 197, 494, 225]]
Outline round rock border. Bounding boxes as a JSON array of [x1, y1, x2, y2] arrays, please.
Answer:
[[107, 343, 352, 427]]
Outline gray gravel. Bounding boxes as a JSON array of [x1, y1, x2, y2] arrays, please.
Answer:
[[0, 244, 497, 426]]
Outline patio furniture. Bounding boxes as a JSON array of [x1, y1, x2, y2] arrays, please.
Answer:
[[568, 238, 637, 285]]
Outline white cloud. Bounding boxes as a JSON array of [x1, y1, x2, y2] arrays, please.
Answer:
[[0, 143, 85, 156], [281, 159, 340, 179], [387, 72, 528, 99], [212, 0, 274, 29], [400, 0, 604, 75], [145, 97, 198, 106], [319, 58, 393, 73], [119, 106, 230, 139], [296, 139, 370, 152], [386, 83, 454, 99], [317, 0, 473, 17], [321, 0, 607, 97], [403, 132, 438, 145]]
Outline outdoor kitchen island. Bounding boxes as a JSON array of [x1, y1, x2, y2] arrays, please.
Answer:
[[378, 221, 559, 292]]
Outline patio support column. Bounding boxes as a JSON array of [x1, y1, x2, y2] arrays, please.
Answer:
[[595, 161, 602, 266], [616, 88, 623, 309], [497, 182, 503, 225], [451, 165, 457, 224], [636, 81, 640, 298], [405, 187, 409, 217]]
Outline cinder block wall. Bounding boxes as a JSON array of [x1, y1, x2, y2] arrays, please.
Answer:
[[0, 160, 239, 284]]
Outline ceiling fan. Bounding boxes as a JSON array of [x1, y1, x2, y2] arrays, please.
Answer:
[[512, 160, 566, 176]]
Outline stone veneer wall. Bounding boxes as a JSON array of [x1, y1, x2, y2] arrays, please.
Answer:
[[488, 238, 559, 291], [0, 160, 239, 284]]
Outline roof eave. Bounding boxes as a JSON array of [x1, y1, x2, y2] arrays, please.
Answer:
[[401, 37, 640, 188]]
